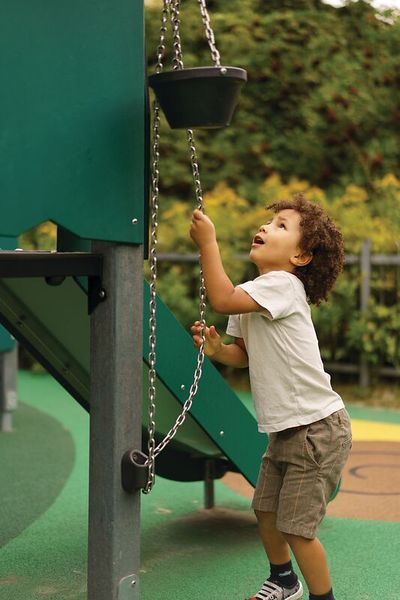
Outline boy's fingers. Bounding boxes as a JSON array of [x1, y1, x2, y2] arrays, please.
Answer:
[[193, 335, 202, 347], [191, 326, 204, 335], [192, 208, 202, 219]]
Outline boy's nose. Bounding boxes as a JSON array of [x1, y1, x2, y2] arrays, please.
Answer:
[[258, 225, 267, 233]]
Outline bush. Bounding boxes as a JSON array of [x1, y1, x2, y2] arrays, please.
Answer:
[[155, 173, 400, 370], [146, 0, 400, 199]]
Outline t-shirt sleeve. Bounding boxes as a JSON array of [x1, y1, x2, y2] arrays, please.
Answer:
[[239, 272, 296, 320], [226, 314, 242, 338]]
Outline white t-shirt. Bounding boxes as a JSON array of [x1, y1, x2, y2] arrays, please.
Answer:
[[226, 270, 344, 433]]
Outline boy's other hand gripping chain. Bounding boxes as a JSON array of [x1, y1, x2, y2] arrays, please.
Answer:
[[191, 321, 222, 357]]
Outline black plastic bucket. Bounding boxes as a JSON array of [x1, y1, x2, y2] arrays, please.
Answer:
[[148, 66, 247, 129]]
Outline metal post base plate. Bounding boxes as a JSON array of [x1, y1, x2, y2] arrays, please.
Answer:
[[117, 575, 139, 600]]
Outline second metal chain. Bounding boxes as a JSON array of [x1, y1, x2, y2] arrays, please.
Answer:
[[145, 0, 213, 493], [197, 0, 221, 67]]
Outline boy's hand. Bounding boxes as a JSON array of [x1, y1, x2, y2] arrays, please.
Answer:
[[190, 209, 216, 249], [190, 321, 222, 357]]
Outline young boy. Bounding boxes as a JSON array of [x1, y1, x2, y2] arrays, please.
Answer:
[[190, 194, 352, 600]]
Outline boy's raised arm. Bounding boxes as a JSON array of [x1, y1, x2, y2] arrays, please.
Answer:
[[190, 209, 261, 315]]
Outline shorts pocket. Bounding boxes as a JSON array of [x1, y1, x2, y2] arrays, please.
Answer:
[[304, 427, 323, 468], [341, 434, 353, 457]]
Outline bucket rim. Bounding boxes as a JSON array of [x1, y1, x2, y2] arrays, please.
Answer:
[[148, 66, 247, 85]]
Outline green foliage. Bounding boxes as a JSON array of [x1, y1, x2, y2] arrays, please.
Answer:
[[155, 173, 400, 370], [311, 275, 360, 362], [146, 0, 400, 199], [148, 0, 400, 375], [19, 222, 57, 251], [348, 301, 400, 368]]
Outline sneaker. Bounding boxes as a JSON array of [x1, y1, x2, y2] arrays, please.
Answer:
[[246, 579, 303, 600]]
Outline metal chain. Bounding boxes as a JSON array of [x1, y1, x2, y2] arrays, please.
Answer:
[[197, 0, 221, 67], [144, 0, 169, 495], [170, 0, 184, 70], [155, 1, 169, 73], [144, 0, 209, 494]]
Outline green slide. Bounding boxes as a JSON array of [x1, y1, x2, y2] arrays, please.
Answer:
[[0, 274, 266, 486]]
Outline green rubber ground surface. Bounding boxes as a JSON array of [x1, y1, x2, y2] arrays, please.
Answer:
[[1, 372, 400, 600]]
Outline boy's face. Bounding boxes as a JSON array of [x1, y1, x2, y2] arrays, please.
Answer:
[[249, 209, 311, 274]]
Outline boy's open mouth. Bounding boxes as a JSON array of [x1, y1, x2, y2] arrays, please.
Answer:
[[252, 235, 265, 246]]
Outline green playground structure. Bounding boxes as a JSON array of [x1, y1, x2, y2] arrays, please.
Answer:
[[0, 268, 266, 490], [0, 2, 267, 599]]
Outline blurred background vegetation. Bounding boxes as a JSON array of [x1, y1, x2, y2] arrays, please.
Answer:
[[144, 0, 400, 390], [22, 0, 400, 400]]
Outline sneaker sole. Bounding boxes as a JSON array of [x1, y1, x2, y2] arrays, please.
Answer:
[[287, 581, 303, 600], [245, 580, 304, 600]]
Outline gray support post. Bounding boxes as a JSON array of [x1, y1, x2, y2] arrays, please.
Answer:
[[360, 239, 371, 388], [88, 242, 143, 600], [0, 347, 18, 432], [204, 459, 215, 509]]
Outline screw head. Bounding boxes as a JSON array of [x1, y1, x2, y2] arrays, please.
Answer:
[[131, 218, 138, 224], [220, 67, 227, 75], [220, 431, 224, 437], [99, 289, 106, 299], [180, 384, 186, 391]]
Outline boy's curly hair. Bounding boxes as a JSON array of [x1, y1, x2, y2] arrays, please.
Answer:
[[267, 193, 344, 305]]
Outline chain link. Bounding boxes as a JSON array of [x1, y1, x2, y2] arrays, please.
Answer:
[[155, 1, 169, 74], [144, 0, 220, 494], [197, 0, 221, 67], [170, 0, 184, 70]]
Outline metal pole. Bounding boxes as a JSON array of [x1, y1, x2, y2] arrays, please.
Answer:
[[88, 242, 143, 600], [0, 346, 17, 432], [360, 239, 371, 388], [204, 459, 215, 509]]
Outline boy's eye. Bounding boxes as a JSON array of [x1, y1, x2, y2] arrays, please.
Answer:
[[279, 223, 286, 229]]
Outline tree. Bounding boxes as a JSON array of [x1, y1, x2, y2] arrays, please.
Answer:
[[145, 0, 400, 200]]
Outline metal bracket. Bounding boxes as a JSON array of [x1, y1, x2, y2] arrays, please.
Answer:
[[117, 574, 139, 600], [87, 276, 106, 315], [121, 450, 149, 493], [0, 250, 105, 315]]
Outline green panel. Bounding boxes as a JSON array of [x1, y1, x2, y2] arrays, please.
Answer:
[[0, 276, 222, 457], [0, 1, 145, 243], [0, 271, 266, 484], [0, 238, 17, 351], [0, 327, 15, 353], [0, 278, 91, 403], [142, 285, 267, 485]]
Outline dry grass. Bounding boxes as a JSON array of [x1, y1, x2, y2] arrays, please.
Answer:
[[227, 371, 400, 411], [335, 383, 400, 411]]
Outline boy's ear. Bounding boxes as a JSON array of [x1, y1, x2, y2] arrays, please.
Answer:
[[290, 251, 313, 268]]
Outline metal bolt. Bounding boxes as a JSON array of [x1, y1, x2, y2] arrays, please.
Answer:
[[99, 289, 106, 299], [14, 248, 24, 252], [220, 67, 227, 75], [131, 218, 138, 224], [180, 384, 186, 391], [130, 579, 136, 588], [220, 430, 224, 437]]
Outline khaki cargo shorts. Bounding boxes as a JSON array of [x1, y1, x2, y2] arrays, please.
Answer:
[[252, 408, 352, 539]]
